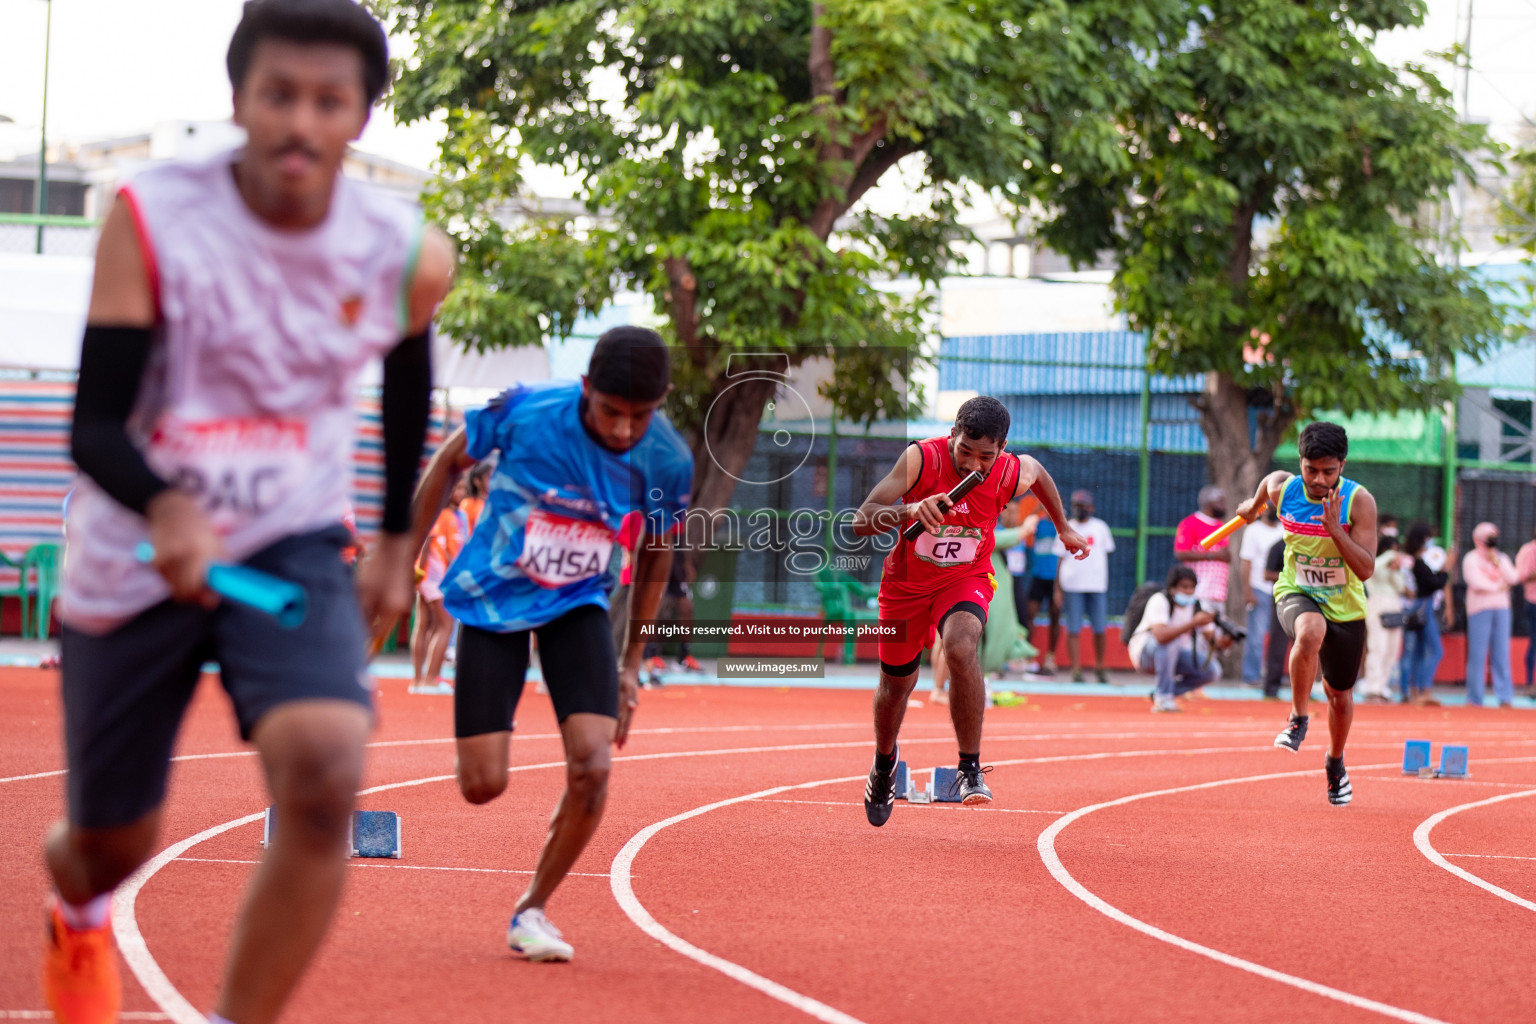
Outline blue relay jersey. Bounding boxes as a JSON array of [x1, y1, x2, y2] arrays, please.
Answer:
[[442, 381, 694, 632], [1029, 518, 1059, 581]]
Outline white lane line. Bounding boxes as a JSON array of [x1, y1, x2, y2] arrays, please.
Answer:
[[12, 730, 1535, 786], [121, 738, 1249, 1022], [608, 743, 1356, 1024], [1037, 761, 1456, 1024], [0, 1013, 169, 1020], [752, 798, 1068, 814], [174, 856, 612, 878], [612, 774, 873, 1024], [1443, 853, 1536, 862], [1412, 788, 1536, 914]]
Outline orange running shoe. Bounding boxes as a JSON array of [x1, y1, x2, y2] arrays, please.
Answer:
[[43, 901, 121, 1024], [678, 655, 704, 673]]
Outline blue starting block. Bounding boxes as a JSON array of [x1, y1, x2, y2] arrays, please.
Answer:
[[1402, 739, 1432, 775], [262, 807, 403, 858], [1436, 745, 1469, 779], [930, 766, 963, 803], [893, 761, 913, 801]]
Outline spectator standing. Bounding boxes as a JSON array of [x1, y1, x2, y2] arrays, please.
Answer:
[[1261, 537, 1290, 698], [1006, 493, 1040, 636], [1400, 523, 1448, 705], [1463, 522, 1521, 707], [1175, 486, 1232, 603], [1238, 507, 1284, 686], [1517, 525, 1536, 688], [411, 476, 469, 695], [1054, 490, 1116, 683], [1025, 513, 1062, 675], [1361, 532, 1410, 702], [984, 499, 1038, 674], [1128, 565, 1228, 712]]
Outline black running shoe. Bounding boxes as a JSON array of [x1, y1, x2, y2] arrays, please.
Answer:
[[1326, 757, 1352, 806], [1274, 714, 1309, 753], [864, 748, 899, 827], [957, 763, 994, 805]]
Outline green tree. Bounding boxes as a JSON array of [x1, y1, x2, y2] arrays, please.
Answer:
[[383, 0, 1169, 528], [1038, 0, 1510, 521]]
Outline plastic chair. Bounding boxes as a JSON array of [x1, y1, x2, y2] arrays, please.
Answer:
[[812, 569, 880, 665], [0, 549, 29, 637], [22, 543, 62, 639]]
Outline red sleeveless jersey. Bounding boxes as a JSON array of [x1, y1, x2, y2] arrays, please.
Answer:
[[880, 436, 1021, 593]]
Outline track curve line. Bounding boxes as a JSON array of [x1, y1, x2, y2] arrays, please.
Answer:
[[1037, 761, 1457, 1024], [121, 737, 1254, 1022], [1412, 787, 1536, 913], [607, 744, 1326, 1024]]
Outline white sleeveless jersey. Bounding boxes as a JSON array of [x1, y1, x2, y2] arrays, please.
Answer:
[[59, 148, 423, 632]]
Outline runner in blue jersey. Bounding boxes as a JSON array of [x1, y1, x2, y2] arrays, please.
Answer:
[[408, 327, 692, 961]]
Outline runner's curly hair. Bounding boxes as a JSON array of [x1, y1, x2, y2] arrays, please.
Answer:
[[228, 0, 391, 103], [954, 396, 1010, 445], [1297, 421, 1349, 462]]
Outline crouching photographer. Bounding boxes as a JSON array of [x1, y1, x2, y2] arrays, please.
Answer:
[[1125, 565, 1235, 713]]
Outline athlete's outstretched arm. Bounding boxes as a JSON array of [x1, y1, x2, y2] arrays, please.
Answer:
[[619, 530, 674, 747], [406, 425, 476, 562], [1326, 486, 1377, 581], [852, 445, 959, 537], [852, 445, 920, 537], [357, 227, 456, 626], [1015, 455, 1089, 560], [1234, 470, 1291, 523], [71, 196, 221, 603]]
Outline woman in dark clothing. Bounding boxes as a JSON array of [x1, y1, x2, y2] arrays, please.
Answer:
[[1401, 523, 1449, 703]]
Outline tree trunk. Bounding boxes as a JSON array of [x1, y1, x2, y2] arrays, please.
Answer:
[[682, 374, 781, 572], [1193, 370, 1295, 678]]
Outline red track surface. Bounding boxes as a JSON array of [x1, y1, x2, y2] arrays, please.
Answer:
[[3, 666, 1534, 1023]]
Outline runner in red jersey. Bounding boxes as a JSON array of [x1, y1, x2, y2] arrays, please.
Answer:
[[853, 397, 1087, 823]]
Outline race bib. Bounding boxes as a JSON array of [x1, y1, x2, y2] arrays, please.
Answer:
[[1294, 554, 1348, 589], [1005, 547, 1027, 575], [147, 416, 311, 535], [1034, 535, 1056, 557], [914, 526, 983, 567], [516, 510, 615, 588]]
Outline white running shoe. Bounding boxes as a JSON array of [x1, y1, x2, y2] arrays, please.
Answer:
[[1151, 695, 1181, 713], [507, 908, 573, 962]]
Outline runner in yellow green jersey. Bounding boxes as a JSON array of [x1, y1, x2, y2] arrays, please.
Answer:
[[1234, 422, 1379, 806]]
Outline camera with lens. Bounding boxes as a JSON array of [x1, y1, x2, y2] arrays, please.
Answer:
[[1209, 608, 1248, 643]]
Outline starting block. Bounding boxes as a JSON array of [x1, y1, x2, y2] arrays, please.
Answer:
[[893, 761, 913, 801], [1402, 739, 1432, 775], [1437, 745, 1469, 779], [262, 807, 403, 858], [930, 766, 963, 803]]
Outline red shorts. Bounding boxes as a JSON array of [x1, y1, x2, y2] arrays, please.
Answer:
[[877, 572, 997, 672]]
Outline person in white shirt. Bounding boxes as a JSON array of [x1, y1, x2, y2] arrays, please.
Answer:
[[1238, 507, 1285, 686], [1129, 565, 1231, 712], [1053, 490, 1116, 683], [1362, 532, 1411, 702]]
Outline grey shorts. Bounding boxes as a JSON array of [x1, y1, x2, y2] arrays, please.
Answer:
[[60, 525, 372, 829], [1275, 591, 1366, 691]]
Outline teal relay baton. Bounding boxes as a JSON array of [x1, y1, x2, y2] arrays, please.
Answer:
[[134, 542, 308, 629]]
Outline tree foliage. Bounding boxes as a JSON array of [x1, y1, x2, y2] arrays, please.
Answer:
[[382, 0, 1173, 515], [1037, 0, 1511, 499]]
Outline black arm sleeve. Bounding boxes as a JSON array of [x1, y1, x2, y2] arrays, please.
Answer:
[[70, 325, 170, 515], [380, 329, 433, 534]]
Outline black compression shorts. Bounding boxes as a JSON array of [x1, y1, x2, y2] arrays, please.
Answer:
[[454, 603, 618, 737], [1275, 592, 1366, 691]]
